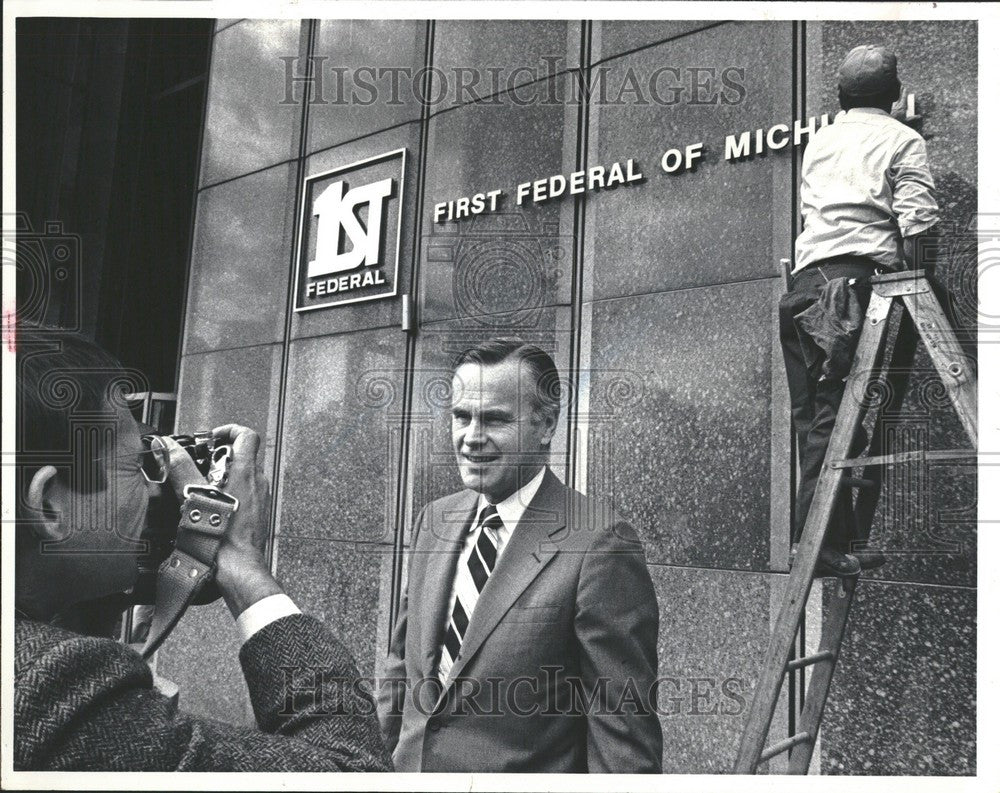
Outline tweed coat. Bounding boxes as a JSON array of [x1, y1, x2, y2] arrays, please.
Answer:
[[14, 613, 392, 771]]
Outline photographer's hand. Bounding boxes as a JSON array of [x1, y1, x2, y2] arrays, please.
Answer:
[[162, 425, 283, 619]]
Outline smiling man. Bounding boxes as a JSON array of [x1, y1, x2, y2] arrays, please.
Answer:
[[378, 338, 662, 773]]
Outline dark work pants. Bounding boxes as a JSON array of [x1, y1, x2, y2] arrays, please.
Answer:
[[779, 259, 879, 549]]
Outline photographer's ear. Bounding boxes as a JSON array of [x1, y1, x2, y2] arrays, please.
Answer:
[[25, 466, 71, 542]]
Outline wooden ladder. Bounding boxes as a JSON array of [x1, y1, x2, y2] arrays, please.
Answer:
[[734, 269, 978, 774]]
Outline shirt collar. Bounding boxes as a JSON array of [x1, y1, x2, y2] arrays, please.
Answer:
[[846, 107, 890, 118], [473, 466, 548, 533]]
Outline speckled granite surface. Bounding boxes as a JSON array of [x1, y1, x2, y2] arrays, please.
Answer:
[[274, 536, 393, 679], [585, 280, 774, 570], [650, 566, 790, 773], [585, 21, 794, 302], [200, 20, 305, 186], [820, 579, 975, 775], [420, 74, 577, 322], [306, 20, 426, 154], [176, 343, 283, 474], [184, 162, 297, 354], [277, 330, 406, 544]]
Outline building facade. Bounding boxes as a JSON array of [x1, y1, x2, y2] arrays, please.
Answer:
[[153, 18, 977, 774]]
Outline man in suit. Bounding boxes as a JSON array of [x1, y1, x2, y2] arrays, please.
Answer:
[[12, 323, 391, 771], [378, 338, 662, 772]]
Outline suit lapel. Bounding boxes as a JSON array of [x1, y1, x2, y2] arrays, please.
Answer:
[[418, 490, 478, 677], [442, 469, 567, 688]]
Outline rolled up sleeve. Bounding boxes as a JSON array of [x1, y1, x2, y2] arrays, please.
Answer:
[[889, 136, 939, 237]]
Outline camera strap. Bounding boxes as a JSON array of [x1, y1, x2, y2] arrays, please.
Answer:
[[140, 486, 238, 659]]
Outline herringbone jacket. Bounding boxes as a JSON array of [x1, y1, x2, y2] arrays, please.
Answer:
[[14, 613, 392, 771]]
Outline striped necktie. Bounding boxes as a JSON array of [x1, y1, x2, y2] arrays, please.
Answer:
[[439, 504, 502, 683]]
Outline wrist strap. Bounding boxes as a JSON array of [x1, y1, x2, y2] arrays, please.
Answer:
[[140, 487, 237, 659]]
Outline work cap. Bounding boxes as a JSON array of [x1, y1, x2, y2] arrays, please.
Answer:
[[837, 45, 898, 96]]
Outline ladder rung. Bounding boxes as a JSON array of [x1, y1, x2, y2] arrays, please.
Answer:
[[758, 732, 812, 764], [830, 448, 976, 470], [870, 268, 927, 284], [840, 476, 876, 490], [786, 650, 836, 671]]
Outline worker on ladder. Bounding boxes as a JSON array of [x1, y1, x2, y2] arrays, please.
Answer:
[[779, 44, 940, 577]]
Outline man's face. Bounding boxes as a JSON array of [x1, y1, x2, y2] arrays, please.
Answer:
[[45, 403, 153, 603], [451, 358, 557, 503]]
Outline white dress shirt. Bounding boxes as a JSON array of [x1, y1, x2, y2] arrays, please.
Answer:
[[438, 466, 549, 663], [471, 465, 548, 562], [793, 107, 939, 273]]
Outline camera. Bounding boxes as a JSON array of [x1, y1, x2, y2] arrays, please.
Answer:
[[129, 431, 225, 606], [170, 432, 220, 477]]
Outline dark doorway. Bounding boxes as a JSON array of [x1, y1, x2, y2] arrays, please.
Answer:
[[16, 17, 213, 392]]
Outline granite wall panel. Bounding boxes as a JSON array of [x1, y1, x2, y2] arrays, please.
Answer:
[[591, 21, 719, 63], [276, 330, 406, 544], [650, 565, 789, 774], [820, 579, 975, 775], [306, 20, 427, 154], [214, 20, 242, 35], [583, 280, 774, 570], [274, 536, 394, 678], [861, 427, 976, 588], [584, 21, 794, 302], [199, 20, 305, 187], [420, 73, 578, 323], [184, 162, 298, 354], [175, 343, 283, 475], [429, 21, 580, 109]]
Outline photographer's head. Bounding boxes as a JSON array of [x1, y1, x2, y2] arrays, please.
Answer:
[[16, 323, 153, 621], [837, 44, 901, 114], [450, 339, 560, 504]]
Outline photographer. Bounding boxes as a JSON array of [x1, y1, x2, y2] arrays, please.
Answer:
[[12, 324, 391, 771]]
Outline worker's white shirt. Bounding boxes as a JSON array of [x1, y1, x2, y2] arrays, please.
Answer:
[[793, 108, 939, 274]]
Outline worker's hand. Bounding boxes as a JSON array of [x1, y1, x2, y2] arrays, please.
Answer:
[[161, 425, 283, 618]]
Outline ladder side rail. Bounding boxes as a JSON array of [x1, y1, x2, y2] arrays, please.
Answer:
[[733, 291, 895, 773], [852, 301, 918, 549], [787, 286, 916, 773], [899, 288, 978, 445], [786, 579, 858, 773]]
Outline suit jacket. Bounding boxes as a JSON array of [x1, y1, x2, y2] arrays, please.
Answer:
[[14, 613, 392, 771], [377, 468, 662, 772]]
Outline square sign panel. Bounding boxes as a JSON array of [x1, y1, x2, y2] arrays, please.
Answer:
[[294, 148, 406, 311]]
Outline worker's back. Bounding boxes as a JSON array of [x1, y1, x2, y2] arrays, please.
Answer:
[[794, 107, 937, 274]]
